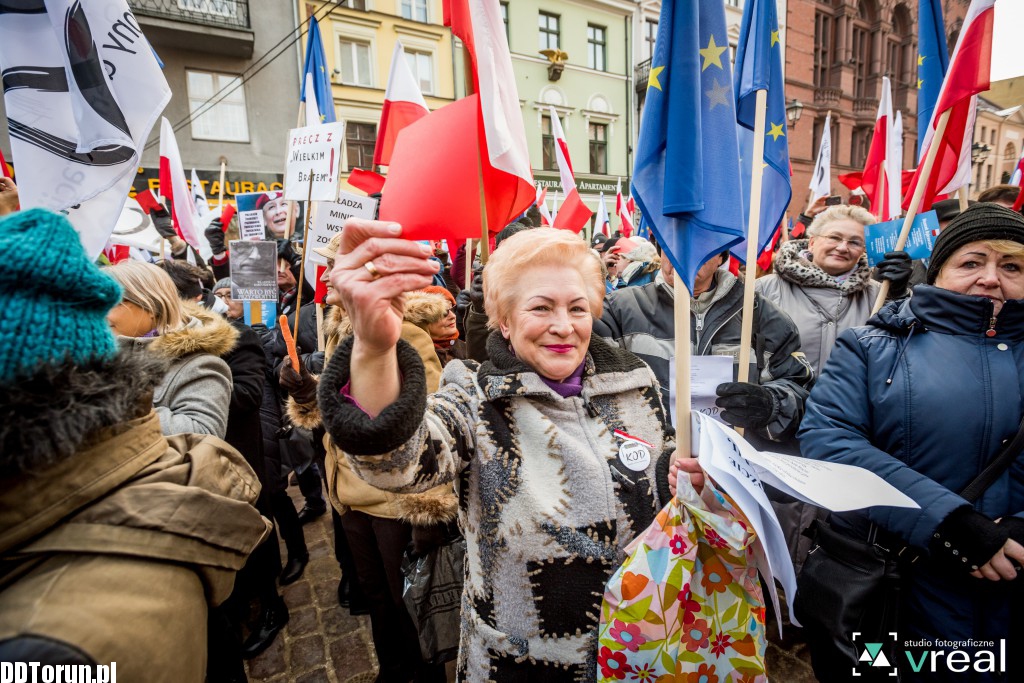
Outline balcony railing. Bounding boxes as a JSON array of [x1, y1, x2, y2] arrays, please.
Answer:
[[635, 58, 651, 94], [130, 0, 250, 30]]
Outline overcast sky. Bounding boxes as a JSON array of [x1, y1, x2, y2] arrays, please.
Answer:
[[992, 0, 1023, 84]]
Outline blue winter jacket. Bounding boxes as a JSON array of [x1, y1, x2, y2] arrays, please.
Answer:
[[799, 285, 1024, 645]]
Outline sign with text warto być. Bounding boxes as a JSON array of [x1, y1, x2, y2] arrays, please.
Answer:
[[285, 122, 345, 202]]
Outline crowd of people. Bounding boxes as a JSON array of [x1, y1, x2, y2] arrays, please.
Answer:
[[1, 177, 1024, 682]]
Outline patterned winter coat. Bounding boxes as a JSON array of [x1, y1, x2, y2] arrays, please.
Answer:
[[320, 331, 675, 682]]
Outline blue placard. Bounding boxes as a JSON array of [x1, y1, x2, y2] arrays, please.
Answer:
[[243, 300, 277, 328], [864, 210, 940, 267]]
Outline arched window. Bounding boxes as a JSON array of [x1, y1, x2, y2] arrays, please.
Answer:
[[1005, 142, 1018, 162], [888, 4, 913, 86], [851, 0, 876, 98]]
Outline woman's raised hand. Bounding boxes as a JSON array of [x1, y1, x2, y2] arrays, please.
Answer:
[[330, 219, 440, 354]]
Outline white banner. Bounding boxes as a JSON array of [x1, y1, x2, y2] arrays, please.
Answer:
[[0, 0, 169, 258], [285, 122, 345, 201]]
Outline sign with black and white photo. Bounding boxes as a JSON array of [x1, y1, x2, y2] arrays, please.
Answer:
[[307, 191, 379, 265], [229, 240, 278, 300], [235, 191, 268, 241], [285, 122, 345, 202]]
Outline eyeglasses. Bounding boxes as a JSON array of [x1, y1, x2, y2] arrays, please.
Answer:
[[818, 234, 865, 251], [214, 291, 232, 301]]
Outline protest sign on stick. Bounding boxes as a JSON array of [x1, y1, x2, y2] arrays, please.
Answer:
[[236, 192, 269, 241], [285, 122, 344, 202], [307, 192, 379, 265], [230, 240, 278, 301]]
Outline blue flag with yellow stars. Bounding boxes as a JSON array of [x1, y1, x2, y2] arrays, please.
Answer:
[[631, 0, 744, 293], [301, 17, 336, 124], [732, 0, 791, 265], [917, 0, 948, 161]]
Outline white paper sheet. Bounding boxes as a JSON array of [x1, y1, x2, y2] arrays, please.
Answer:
[[669, 355, 733, 427]]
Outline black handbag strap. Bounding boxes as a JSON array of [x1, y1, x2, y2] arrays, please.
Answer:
[[959, 414, 1024, 503]]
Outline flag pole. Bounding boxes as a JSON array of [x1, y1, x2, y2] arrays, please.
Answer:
[[872, 108, 952, 313], [465, 239, 473, 286], [958, 185, 969, 212], [293, 171, 314, 341], [675, 282, 692, 468], [736, 89, 768, 405], [217, 157, 227, 211]]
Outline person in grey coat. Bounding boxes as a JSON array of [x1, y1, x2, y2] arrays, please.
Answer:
[[756, 204, 913, 373], [105, 261, 234, 438]]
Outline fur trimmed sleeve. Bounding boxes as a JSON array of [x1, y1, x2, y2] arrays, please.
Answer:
[[285, 389, 321, 430], [318, 336, 478, 494]]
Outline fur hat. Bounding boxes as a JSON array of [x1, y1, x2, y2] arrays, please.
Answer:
[[0, 209, 121, 382], [927, 203, 1024, 284]]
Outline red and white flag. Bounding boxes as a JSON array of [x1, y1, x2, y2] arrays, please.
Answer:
[[1010, 148, 1024, 186], [444, 0, 535, 222], [536, 186, 552, 226], [888, 110, 904, 218], [862, 76, 894, 220], [595, 192, 610, 237], [159, 117, 200, 248], [548, 106, 592, 232], [904, 0, 995, 211], [616, 177, 635, 236], [374, 41, 430, 167]]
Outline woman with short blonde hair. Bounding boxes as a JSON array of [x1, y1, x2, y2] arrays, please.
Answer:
[[105, 261, 237, 437], [316, 221, 682, 681]]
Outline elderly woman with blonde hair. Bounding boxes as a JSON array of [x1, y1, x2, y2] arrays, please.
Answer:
[[755, 204, 913, 372], [318, 221, 680, 681], [105, 260, 236, 438]]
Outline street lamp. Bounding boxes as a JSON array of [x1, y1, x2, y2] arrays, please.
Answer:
[[971, 142, 991, 165], [786, 99, 804, 129]]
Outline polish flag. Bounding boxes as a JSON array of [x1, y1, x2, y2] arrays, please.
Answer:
[[904, 0, 995, 211], [374, 41, 430, 167], [595, 192, 610, 237], [1010, 148, 1024, 186], [443, 0, 535, 226], [861, 77, 894, 220], [616, 177, 635, 236], [159, 118, 200, 248], [536, 186, 552, 226], [548, 106, 592, 232]]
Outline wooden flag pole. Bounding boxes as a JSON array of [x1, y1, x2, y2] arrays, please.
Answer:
[[465, 239, 473, 287], [675, 282, 692, 465], [958, 185, 970, 212], [872, 108, 952, 313], [217, 157, 227, 211], [316, 303, 325, 352], [292, 171, 315, 342], [736, 89, 769, 404], [476, 145, 491, 265]]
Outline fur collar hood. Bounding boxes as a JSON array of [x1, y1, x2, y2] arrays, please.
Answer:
[[0, 352, 168, 477], [121, 303, 238, 361], [403, 291, 451, 327], [774, 238, 873, 294]]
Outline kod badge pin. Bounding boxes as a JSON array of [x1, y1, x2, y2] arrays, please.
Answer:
[[613, 430, 652, 471]]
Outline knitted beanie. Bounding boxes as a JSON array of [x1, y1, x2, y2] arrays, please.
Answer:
[[927, 203, 1024, 283], [213, 277, 232, 292], [0, 209, 122, 382]]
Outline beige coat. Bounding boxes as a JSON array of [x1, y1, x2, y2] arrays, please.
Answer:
[[0, 413, 270, 681]]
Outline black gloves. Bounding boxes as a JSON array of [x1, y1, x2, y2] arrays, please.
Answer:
[[930, 506, 1010, 574], [151, 205, 176, 239], [279, 349, 318, 405], [277, 238, 302, 269], [715, 382, 778, 430], [469, 263, 485, 313], [877, 251, 913, 299], [205, 217, 227, 257]]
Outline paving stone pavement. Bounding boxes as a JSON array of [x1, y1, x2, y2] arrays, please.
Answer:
[[246, 488, 378, 683]]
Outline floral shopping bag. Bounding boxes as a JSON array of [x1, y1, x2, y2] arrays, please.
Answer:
[[598, 481, 767, 682]]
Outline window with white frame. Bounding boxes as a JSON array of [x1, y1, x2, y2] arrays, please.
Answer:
[[404, 50, 435, 95], [401, 0, 427, 22], [339, 39, 372, 86], [186, 70, 249, 142]]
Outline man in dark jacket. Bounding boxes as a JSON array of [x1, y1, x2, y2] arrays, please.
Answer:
[[594, 252, 814, 444]]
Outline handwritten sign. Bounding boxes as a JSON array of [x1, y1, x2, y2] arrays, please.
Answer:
[[307, 192, 379, 265], [229, 240, 278, 300], [285, 122, 345, 201]]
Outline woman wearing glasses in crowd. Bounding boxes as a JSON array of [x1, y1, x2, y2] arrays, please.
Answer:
[[755, 204, 913, 372]]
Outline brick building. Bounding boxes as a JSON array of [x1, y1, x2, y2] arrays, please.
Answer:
[[784, 0, 969, 211]]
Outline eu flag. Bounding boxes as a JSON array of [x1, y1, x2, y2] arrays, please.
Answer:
[[631, 0, 744, 292], [301, 17, 336, 123], [917, 0, 949, 160], [732, 0, 791, 264]]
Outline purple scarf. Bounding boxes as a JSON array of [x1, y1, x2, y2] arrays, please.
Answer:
[[540, 360, 586, 398]]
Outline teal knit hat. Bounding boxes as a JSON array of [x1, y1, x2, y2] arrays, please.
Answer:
[[0, 209, 122, 382]]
